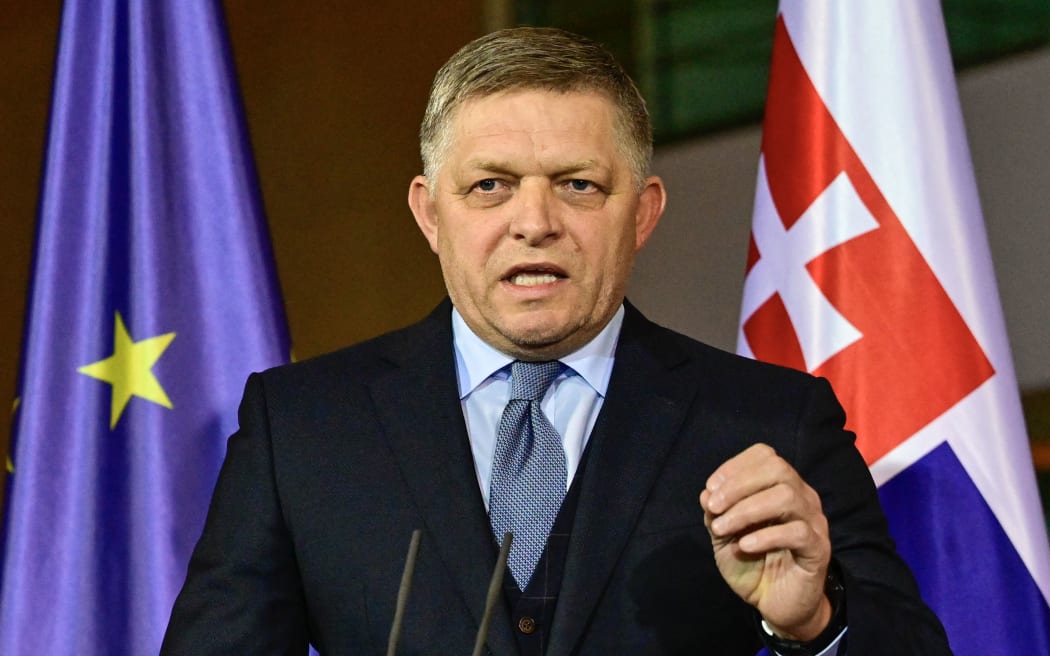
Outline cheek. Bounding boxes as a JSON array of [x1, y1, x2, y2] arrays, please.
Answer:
[[597, 229, 640, 290], [438, 230, 490, 283], [591, 224, 638, 267]]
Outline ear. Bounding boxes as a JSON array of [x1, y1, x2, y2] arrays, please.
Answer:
[[408, 175, 440, 254], [633, 175, 667, 251]]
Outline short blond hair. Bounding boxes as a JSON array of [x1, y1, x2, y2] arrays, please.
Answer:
[[420, 27, 653, 187]]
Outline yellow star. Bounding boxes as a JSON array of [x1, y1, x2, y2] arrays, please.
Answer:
[[78, 312, 176, 429]]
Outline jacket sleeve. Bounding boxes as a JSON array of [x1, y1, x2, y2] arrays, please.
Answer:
[[793, 377, 953, 655], [161, 373, 310, 654]]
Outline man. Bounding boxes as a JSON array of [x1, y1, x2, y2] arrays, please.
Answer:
[[163, 27, 951, 655]]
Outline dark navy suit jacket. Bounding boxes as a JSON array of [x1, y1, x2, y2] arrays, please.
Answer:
[[162, 301, 951, 655]]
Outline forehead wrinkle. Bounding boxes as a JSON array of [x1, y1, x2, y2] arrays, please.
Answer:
[[443, 91, 632, 185]]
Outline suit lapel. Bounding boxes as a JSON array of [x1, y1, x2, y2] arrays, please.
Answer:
[[368, 302, 518, 656], [547, 306, 699, 656]]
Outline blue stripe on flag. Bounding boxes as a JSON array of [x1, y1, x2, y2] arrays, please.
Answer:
[[879, 442, 1050, 654]]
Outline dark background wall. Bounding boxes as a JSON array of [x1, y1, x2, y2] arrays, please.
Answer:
[[1, 3, 61, 484], [224, 0, 471, 355]]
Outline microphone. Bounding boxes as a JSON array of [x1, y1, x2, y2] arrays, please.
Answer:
[[471, 532, 513, 656], [386, 528, 422, 656], [385, 529, 512, 656]]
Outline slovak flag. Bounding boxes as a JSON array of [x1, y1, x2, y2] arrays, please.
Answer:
[[738, 3, 1050, 653]]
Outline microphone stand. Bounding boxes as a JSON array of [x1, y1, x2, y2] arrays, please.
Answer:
[[472, 532, 512, 656], [386, 529, 422, 656]]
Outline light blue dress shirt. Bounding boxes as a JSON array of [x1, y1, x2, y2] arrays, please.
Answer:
[[450, 305, 844, 655], [452, 306, 622, 508]]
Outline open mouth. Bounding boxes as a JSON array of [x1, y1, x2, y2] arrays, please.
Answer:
[[502, 265, 568, 287]]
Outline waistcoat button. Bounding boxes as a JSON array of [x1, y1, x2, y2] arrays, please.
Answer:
[[518, 616, 537, 634]]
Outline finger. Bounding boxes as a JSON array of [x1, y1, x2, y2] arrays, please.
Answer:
[[699, 489, 714, 526], [734, 518, 830, 567], [699, 490, 727, 543], [708, 481, 806, 539], [704, 444, 797, 514]]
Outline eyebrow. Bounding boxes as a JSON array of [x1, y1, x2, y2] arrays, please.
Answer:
[[464, 159, 607, 178]]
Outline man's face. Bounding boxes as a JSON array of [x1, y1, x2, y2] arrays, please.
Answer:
[[409, 90, 665, 360]]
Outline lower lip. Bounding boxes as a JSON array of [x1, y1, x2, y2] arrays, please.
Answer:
[[501, 277, 566, 296]]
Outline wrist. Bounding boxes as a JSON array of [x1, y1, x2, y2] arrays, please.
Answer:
[[765, 595, 833, 642], [758, 561, 847, 656]]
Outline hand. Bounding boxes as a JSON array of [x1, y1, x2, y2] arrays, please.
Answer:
[[699, 443, 832, 641]]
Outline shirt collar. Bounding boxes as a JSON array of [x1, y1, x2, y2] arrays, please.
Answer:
[[452, 305, 625, 400]]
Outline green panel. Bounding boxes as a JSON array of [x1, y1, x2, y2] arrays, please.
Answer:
[[660, 53, 770, 138], [645, 1, 775, 140], [660, 2, 772, 51], [944, 0, 1050, 66], [514, 0, 1050, 143]]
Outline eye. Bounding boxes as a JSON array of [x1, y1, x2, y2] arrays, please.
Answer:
[[463, 177, 512, 207], [557, 178, 606, 209]]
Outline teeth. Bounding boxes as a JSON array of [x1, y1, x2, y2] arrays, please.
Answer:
[[509, 272, 558, 286]]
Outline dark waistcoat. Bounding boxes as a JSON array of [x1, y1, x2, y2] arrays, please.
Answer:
[[501, 447, 592, 656]]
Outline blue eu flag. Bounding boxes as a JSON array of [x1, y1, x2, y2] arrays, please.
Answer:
[[0, 1, 290, 653]]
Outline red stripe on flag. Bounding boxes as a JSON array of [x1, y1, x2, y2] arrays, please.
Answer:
[[745, 232, 761, 274], [744, 17, 994, 464], [743, 294, 808, 373], [761, 20, 853, 230]]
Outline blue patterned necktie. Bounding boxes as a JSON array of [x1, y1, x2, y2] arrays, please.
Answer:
[[488, 360, 568, 590]]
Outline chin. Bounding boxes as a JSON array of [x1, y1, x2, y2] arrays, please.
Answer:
[[505, 325, 568, 348], [501, 320, 593, 357]]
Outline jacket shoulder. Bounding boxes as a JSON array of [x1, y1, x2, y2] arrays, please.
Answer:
[[624, 304, 822, 393], [264, 304, 449, 383]]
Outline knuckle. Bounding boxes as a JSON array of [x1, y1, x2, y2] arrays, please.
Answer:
[[792, 520, 811, 542], [803, 486, 822, 510], [754, 443, 777, 458]]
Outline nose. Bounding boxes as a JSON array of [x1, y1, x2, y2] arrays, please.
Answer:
[[509, 181, 562, 246]]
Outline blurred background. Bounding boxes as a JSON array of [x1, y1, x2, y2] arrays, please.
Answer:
[[1, 0, 1047, 509]]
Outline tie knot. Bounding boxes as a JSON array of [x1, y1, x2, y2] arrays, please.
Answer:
[[509, 360, 562, 401]]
